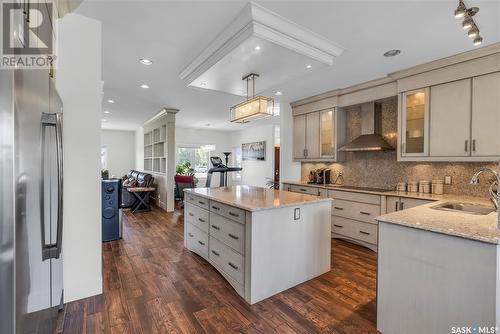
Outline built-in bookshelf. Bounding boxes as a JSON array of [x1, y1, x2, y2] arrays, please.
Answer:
[[143, 124, 167, 174]]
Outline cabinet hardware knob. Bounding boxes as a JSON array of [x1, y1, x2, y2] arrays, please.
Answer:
[[228, 233, 239, 240], [299, 188, 307, 192], [333, 224, 343, 228], [334, 207, 344, 210], [229, 212, 239, 217], [228, 262, 239, 270], [472, 139, 476, 152], [188, 212, 194, 216], [359, 231, 370, 235], [198, 201, 205, 205], [360, 211, 371, 215], [188, 233, 194, 237], [211, 250, 220, 256], [211, 206, 220, 210], [211, 225, 220, 230], [465, 140, 469, 152], [198, 240, 205, 246], [198, 218, 205, 223]]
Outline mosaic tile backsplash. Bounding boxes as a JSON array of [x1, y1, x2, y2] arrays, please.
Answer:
[[301, 97, 498, 197]]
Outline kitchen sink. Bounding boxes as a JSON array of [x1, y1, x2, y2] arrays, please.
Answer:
[[431, 202, 496, 215]]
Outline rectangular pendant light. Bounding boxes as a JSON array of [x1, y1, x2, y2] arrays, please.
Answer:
[[230, 96, 274, 123]]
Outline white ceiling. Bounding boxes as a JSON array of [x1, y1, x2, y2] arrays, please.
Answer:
[[76, 0, 500, 131]]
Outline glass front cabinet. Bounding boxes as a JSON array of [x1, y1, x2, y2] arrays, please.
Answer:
[[320, 109, 335, 158], [400, 88, 429, 157]]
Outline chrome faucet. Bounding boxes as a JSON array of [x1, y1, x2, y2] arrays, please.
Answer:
[[470, 167, 499, 210]]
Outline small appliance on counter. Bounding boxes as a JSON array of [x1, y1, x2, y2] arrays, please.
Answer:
[[308, 170, 317, 184], [102, 179, 123, 241], [315, 168, 332, 185]]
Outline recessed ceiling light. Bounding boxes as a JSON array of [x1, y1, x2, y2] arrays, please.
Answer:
[[104, 110, 110, 114], [275, 91, 283, 96], [140, 84, 150, 89], [106, 99, 115, 104], [384, 49, 401, 57], [102, 119, 107, 122], [255, 45, 261, 50], [306, 64, 312, 69], [200, 82, 207, 87], [139, 58, 153, 65]]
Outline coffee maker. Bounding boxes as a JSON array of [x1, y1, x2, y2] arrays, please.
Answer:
[[315, 168, 331, 185]]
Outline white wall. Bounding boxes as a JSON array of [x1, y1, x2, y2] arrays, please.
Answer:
[[101, 130, 135, 177], [134, 127, 144, 171], [230, 123, 275, 188], [56, 13, 102, 303], [279, 102, 301, 182]]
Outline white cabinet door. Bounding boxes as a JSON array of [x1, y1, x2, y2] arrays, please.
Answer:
[[293, 115, 306, 159], [472, 72, 500, 157], [305, 112, 320, 158], [401, 88, 430, 157], [320, 109, 335, 158], [386, 196, 400, 213], [429, 79, 471, 157]]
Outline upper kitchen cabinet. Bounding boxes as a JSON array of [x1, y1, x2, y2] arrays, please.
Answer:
[[399, 73, 500, 161], [429, 79, 471, 158], [471, 72, 500, 157], [292, 108, 345, 161], [400, 88, 429, 157]]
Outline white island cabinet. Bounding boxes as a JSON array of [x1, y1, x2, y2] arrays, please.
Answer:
[[184, 185, 332, 304]]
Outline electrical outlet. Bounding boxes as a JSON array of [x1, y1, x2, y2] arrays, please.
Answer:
[[444, 176, 452, 185], [294, 208, 301, 221]]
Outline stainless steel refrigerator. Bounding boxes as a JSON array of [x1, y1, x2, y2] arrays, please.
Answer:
[[0, 66, 64, 333]]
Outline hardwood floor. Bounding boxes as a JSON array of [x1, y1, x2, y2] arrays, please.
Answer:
[[57, 206, 378, 334]]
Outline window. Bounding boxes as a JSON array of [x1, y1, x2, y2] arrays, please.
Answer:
[[177, 145, 215, 178], [101, 146, 108, 170], [232, 146, 242, 180]]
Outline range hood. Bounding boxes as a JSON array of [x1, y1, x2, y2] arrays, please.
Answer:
[[339, 102, 394, 152]]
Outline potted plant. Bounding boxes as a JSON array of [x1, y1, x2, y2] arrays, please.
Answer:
[[175, 161, 199, 186], [101, 169, 109, 179]]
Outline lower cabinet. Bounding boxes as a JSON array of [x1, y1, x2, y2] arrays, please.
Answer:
[[184, 194, 246, 295], [386, 196, 433, 213], [328, 189, 381, 252]]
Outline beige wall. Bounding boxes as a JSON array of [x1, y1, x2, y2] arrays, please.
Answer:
[[301, 97, 497, 197]]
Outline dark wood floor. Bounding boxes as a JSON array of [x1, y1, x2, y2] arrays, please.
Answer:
[[57, 205, 378, 334]]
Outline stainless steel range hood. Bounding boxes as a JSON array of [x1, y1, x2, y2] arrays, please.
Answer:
[[339, 101, 394, 152]]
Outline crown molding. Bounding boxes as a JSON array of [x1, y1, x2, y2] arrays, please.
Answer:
[[179, 2, 344, 86], [388, 42, 500, 80]]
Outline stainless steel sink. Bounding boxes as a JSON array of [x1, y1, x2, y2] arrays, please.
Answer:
[[431, 202, 496, 215]]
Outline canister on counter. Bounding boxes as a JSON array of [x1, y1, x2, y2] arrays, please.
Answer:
[[432, 179, 444, 195], [408, 181, 419, 193], [396, 182, 407, 192], [419, 180, 431, 194]]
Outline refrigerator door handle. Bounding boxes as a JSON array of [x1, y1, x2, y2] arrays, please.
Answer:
[[40, 113, 63, 260]]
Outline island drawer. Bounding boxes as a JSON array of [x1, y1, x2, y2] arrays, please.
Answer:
[[186, 223, 208, 258], [289, 185, 320, 196], [186, 193, 210, 210], [185, 203, 209, 232], [209, 237, 245, 285], [332, 216, 377, 245], [209, 200, 245, 224], [332, 199, 380, 224], [209, 213, 245, 254], [328, 190, 381, 205]]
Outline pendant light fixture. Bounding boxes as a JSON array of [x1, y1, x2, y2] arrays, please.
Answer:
[[230, 73, 274, 123], [454, 1, 483, 46]]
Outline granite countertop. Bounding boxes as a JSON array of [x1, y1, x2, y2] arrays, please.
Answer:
[[377, 197, 500, 244], [184, 185, 332, 212]]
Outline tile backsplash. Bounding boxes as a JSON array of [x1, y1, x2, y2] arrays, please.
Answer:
[[301, 97, 498, 197]]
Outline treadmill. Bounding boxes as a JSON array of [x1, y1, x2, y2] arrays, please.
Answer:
[[205, 156, 242, 187]]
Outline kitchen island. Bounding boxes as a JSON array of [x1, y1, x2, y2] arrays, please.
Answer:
[[376, 197, 500, 334], [183, 185, 332, 304]]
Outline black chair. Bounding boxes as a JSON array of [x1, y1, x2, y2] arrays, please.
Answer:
[[175, 175, 195, 207]]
